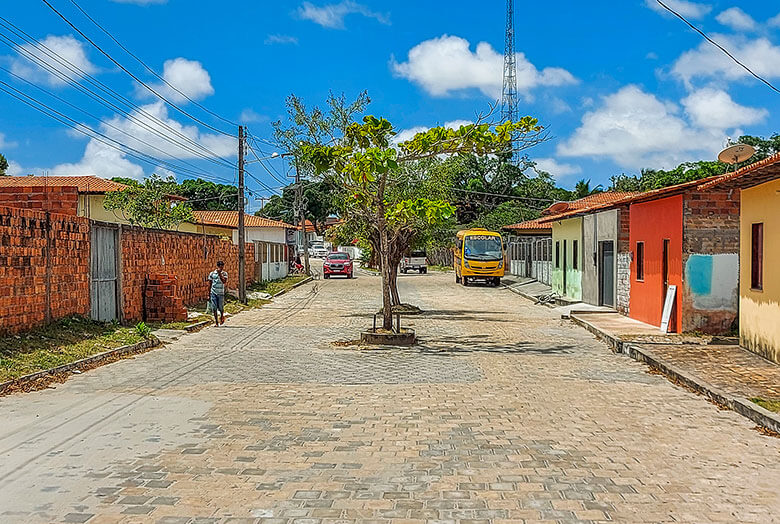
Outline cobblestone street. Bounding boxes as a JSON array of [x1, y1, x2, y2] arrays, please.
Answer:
[[1, 270, 778, 524]]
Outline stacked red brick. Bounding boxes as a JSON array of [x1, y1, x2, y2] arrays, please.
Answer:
[[0, 205, 90, 334], [121, 226, 255, 321], [0, 186, 79, 216], [144, 274, 187, 322]]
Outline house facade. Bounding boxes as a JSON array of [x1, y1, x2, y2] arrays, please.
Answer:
[[581, 206, 631, 313], [503, 217, 553, 284], [192, 211, 295, 282], [698, 153, 780, 362], [623, 183, 740, 334], [550, 216, 583, 302]]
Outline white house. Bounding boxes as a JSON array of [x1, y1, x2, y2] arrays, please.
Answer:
[[192, 211, 295, 282]]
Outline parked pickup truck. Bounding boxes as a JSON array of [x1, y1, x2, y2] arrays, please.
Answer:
[[400, 251, 428, 274]]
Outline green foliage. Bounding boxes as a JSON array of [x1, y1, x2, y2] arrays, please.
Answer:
[[173, 178, 238, 211], [103, 174, 194, 229], [134, 321, 151, 338], [572, 179, 603, 199], [0, 153, 8, 175], [257, 177, 341, 231], [110, 177, 141, 187], [609, 135, 780, 192], [469, 201, 537, 232]]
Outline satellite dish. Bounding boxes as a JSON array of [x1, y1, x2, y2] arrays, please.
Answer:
[[718, 143, 755, 165], [547, 201, 570, 213]]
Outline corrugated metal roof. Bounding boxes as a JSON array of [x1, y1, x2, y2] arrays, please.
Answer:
[[192, 210, 294, 229], [0, 175, 127, 193]]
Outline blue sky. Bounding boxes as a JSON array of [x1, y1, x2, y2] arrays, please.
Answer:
[[1, 0, 779, 204]]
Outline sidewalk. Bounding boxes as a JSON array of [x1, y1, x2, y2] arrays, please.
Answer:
[[503, 276, 614, 316], [570, 311, 780, 433]]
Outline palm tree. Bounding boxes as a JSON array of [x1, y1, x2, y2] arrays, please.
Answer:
[[572, 178, 603, 199]]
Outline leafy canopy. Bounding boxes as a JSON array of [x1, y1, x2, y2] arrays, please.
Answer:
[[104, 174, 194, 229]]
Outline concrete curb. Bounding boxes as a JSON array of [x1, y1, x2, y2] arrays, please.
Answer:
[[272, 276, 313, 298], [502, 283, 553, 306], [627, 343, 780, 434], [184, 319, 211, 332], [569, 314, 624, 353], [0, 337, 160, 396]]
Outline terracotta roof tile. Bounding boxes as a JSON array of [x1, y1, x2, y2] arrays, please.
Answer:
[[538, 191, 641, 222], [503, 217, 552, 231], [697, 152, 780, 190], [192, 210, 294, 229], [0, 175, 127, 193]]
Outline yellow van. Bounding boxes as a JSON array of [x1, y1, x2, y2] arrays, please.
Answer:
[[454, 228, 505, 286]]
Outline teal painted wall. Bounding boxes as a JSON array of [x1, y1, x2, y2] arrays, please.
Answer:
[[551, 217, 583, 301]]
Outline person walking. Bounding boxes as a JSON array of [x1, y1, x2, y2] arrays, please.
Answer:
[[207, 260, 228, 326]]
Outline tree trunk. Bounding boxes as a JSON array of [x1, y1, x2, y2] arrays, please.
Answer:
[[379, 225, 394, 330], [389, 259, 401, 306]]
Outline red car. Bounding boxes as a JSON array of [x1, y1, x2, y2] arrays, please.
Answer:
[[323, 252, 354, 279]]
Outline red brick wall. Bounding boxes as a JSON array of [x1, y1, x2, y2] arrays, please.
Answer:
[[0, 205, 90, 335], [120, 226, 255, 321], [0, 186, 79, 216]]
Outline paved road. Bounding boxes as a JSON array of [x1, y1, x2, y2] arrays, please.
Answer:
[[1, 269, 778, 524]]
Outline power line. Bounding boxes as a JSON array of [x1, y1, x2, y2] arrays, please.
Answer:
[[655, 0, 780, 95], [0, 64, 231, 181], [451, 188, 555, 204], [0, 78, 233, 182], [65, 0, 240, 129], [39, 0, 240, 136], [0, 17, 236, 168]]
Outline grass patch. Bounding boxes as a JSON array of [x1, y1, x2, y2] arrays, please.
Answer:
[[751, 397, 780, 413], [248, 274, 308, 297], [0, 316, 146, 382]]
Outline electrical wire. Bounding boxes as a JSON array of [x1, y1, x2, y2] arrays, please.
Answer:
[[39, 0, 240, 136], [0, 79, 233, 182], [655, 0, 780, 95], [451, 188, 555, 203], [0, 64, 232, 181], [65, 0, 240, 129], [0, 17, 236, 167]]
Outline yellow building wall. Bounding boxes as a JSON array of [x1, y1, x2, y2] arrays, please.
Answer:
[[78, 194, 233, 238], [740, 179, 780, 364]]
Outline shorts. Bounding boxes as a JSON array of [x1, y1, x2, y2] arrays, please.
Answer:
[[210, 293, 225, 313]]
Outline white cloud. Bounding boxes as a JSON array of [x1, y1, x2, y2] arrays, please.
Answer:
[[716, 7, 758, 32], [645, 0, 712, 19], [265, 34, 299, 45], [672, 35, 780, 85], [101, 101, 234, 160], [139, 58, 214, 103], [0, 133, 18, 149], [239, 109, 268, 123], [556, 85, 757, 170], [533, 158, 582, 179], [391, 35, 576, 98], [11, 35, 97, 88], [297, 1, 389, 29], [769, 13, 780, 28], [50, 140, 145, 180], [393, 120, 473, 145], [681, 87, 767, 129]]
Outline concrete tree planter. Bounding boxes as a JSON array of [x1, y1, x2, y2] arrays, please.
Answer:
[[360, 328, 417, 346]]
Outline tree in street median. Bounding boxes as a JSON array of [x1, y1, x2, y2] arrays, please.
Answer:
[[306, 114, 546, 331]]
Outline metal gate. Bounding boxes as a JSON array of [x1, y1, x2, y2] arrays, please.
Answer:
[[91, 226, 119, 322]]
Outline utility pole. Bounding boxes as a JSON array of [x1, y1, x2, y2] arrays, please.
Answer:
[[294, 155, 311, 276], [237, 125, 247, 304]]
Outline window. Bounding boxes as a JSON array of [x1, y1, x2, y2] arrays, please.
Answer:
[[636, 241, 645, 281], [752, 223, 763, 290], [573, 240, 579, 270], [555, 241, 560, 268]]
